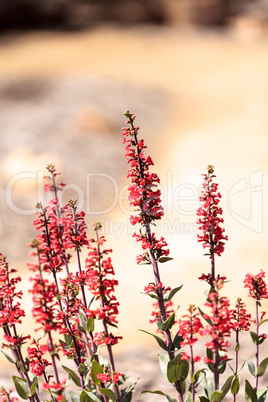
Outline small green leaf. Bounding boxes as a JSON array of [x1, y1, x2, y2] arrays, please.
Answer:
[[235, 341, 240, 352], [158, 257, 174, 263], [12, 376, 29, 400], [172, 332, 183, 351], [259, 318, 268, 326], [30, 377, 38, 396], [79, 310, 87, 332], [1, 350, 16, 364], [199, 397, 210, 402], [245, 380, 257, 402], [162, 312, 175, 331], [80, 391, 92, 402], [249, 331, 259, 344], [91, 360, 103, 385], [210, 391, 222, 402], [64, 334, 73, 345], [99, 389, 116, 401], [257, 387, 268, 402], [231, 376, 240, 395], [220, 375, 233, 399], [138, 330, 169, 351], [87, 317, 95, 332], [256, 357, 268, 377], [164, 285, 183, 302], [141, 390, 177, 402], [198, 308, 213, 326], [69, 391, 80, 402], [159, 353, 169, 381], [81, 391, 101, 402], [245, 358, 256, 377], [62, 365, 81, 387]]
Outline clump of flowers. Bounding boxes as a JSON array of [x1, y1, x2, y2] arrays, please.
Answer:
[[0, 113, 268, 402]]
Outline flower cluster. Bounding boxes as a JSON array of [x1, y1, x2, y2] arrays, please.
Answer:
[[27, 339, 51, 376], [178, 305, 203, 362], [230, 298, 251, 332], [197, 165, 228, 258], [244, 269, 268, 301], [122, 111, 168, 264], [202, 284, 232, 360], [0, 387, 19, 402]]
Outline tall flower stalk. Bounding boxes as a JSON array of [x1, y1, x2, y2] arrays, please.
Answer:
[[122, 111, 184, 401], [230, 298, 251, 401], [197, 165, 228, 391], [244, 270, 268, 393]]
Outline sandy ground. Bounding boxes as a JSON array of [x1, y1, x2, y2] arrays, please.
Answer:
[[0, 25, 268, 400]]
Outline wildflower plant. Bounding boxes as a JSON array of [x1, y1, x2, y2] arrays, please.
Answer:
[[0, 111, 267, 402]]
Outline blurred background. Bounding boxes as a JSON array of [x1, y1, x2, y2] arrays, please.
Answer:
[[0, 0, 268, 400]]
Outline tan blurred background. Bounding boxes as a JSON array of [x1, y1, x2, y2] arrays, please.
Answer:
[[0, 1, 268, 400]]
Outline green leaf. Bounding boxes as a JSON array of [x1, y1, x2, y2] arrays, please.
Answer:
[[87, 317, 95, 332], [64, 334, 73, 345], [138, 330, 169, 352], [235, 341, 240, 352], [79, 310, 87, 332], [231, 376, 240, 395], [164, 285, 183, 302], [159, 353, 169, 381], [199, 398, 210, 402], [257, 357, 268, 377], [172, 333, 183, 351], [245, 380, 257, 402], [162, 312, 175, 331], [80, 391, 92, 402], [249, 331, 259, 344], [30, 377, 38, 397], [167, 354, 189, 384], [220, 375, 233, 399], [69, 391, 80, 402], [210, 391, 222, 402], [245, 358, 256, 377], [198, 308, 212, 326], [91, 360, 103, 385], [141, 390, 177, 402], [257, 387, 268, 402], [99, 389, 116, 401], [62, 365, 81, 387], [1, 350, 16, 364], [259, 318, 268, 326], [158, 257, 173, 263], [185, 392, 192, 402], [12, 376, 29, 400], [81, 391, 101, 402]]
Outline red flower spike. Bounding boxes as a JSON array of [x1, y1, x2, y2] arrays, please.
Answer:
[[243, 269, 268, 301], [197, 165, 228, 259]]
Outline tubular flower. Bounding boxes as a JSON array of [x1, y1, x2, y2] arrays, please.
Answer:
[[0, 387, 19, 402], [197, 165, 228, 258], [85, 234, 120, 327], [122, 111, 169, 263], [62, 199, 89, 251], [29, 275, 62, 333], [0, 254, 25, 328], [27, 339, 51, 376], [178, 305, 203, 350], [202, 285, 232, 357], [243, 269, 268, 301], [230, 298, 251, 332]]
